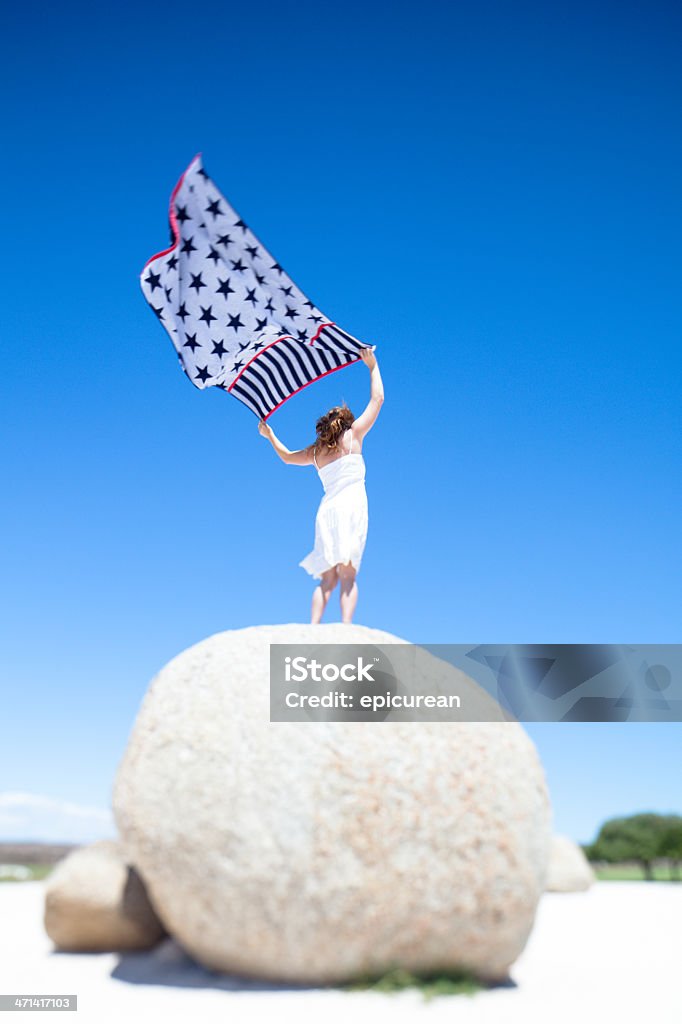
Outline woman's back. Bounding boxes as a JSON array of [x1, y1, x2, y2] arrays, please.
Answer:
[[312, 428, 362, 470]]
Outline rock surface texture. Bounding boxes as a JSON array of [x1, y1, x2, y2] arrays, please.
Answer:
[[43, 839, 166, 951], [112, 623, 552, 983], [546, 834, 596, 892]]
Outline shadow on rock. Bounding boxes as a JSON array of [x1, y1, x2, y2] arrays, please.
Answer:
[[111, 937, 324, 992]]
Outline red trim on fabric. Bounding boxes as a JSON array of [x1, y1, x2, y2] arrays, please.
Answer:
[[140, 152, 202, 272], [228, 324, 334, 389], [228, 335, 292, 385], [308, 321, 333, 344]]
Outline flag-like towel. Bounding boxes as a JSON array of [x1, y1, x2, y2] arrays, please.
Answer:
[[140, 154, 369, 420]]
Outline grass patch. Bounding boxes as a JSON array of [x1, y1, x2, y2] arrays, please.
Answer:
[[593, 862, 680, 881], [0, 864, 54, 883], [345, 966, 481, 1000]]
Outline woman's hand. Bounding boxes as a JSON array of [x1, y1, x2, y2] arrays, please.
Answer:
[[359, 346, 377, 370], [258, 418, 273, 439]]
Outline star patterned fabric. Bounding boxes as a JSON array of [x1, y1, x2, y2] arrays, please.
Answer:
[[140, 154, 370, 419]]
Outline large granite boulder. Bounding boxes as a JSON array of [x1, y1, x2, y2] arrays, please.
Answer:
[[44, 839, 166, 951], [546, 834, 596, 892], [112, 623, 552, 983]]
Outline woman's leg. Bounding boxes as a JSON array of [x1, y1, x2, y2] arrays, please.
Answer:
[[338, 561, 358, 624], [311, 566, 339, 624]]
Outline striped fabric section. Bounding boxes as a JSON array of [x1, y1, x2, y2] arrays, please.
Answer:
[[228, 325, 366, 419], [139, 154, 372, 421]]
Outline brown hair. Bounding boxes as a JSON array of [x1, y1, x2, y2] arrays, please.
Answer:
[[312, 404, 354, 456]]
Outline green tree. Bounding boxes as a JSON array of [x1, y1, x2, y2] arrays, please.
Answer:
[[658, 814, 682, 881], [588, 813, 666, 880]]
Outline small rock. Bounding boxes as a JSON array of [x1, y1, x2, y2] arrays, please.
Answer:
[[546, 834, 595, 892], [44, 839, 166, 951]]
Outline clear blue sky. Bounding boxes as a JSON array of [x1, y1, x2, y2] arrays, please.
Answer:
[[2, 0, 680, 845]]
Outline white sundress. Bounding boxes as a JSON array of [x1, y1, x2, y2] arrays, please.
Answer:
[[299, 434, 369, 579]]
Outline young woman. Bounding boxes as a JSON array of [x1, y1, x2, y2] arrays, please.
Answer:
[[258, 347, 384, 624]]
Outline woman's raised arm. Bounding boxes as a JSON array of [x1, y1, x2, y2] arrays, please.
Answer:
[[351, 348, 384, 440], [258, 419, 314, 466]]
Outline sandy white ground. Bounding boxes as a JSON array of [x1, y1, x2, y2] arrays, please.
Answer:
[[2, 880, 679, 1023]]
